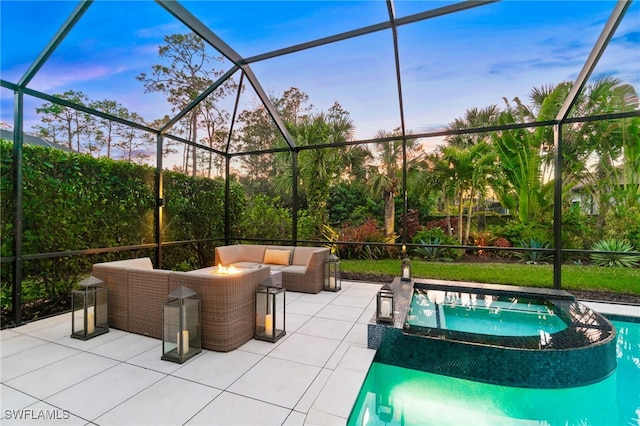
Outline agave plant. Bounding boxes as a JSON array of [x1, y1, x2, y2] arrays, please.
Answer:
[[514, 238, 552, 264], [590, 239, 640, 268], [414, 238, 453, 262]]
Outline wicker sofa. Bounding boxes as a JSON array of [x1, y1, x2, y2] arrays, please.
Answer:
[[214, 245, 330, 294], [91, 258, 270, 352]]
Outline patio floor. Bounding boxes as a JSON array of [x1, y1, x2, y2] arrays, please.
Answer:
[[1, 280, 637, 426], [1, 280, 381, 426]]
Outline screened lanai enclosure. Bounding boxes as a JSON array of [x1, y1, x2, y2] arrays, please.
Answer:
[[1, 0, 639, 326]]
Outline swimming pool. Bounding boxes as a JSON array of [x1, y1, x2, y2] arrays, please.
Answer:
[[370, 279, 617, 388], [350, 318, 640, 425]]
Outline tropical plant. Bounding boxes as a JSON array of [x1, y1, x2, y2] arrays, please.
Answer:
[[590, 239, 640, 268], [336, 218, 392, 260], [438, 141, 495, 244], [414, 238, 454, 262], [413, 228, 461, 261], [492, 98, 555, 224], [366, 128, 426, 241], [514, 238, 552, 264]]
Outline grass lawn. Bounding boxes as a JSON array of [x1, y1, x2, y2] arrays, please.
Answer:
[[341, 259, 640, 296]]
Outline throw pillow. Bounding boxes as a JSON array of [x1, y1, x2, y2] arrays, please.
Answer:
[[263, 249, 291, 266]]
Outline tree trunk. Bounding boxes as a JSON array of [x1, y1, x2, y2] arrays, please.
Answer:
[[465, 188, 475, 244], [444, 194, 452, 237], [384, 191, 395, 241], [191, 113, 198, 177], [457, 191, 464, 244]]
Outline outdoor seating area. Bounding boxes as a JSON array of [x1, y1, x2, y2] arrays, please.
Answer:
[[214, 245, 330, 294], [1, 280, 380, 425], [91, 247, 329, 351]]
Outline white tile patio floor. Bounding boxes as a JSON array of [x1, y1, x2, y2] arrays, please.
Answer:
[[1, 281, 637, 426], [0, 281, 381, 426]]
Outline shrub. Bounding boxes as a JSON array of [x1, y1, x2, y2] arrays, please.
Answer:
[[590, 239, 640, 268], [239, 194, 292, 241], [514, 238, 553, 264], [412, 228, 462, 261], [492, 221, 552, 247], [399, 209, 423, 242], [337, 217, 392, 260]]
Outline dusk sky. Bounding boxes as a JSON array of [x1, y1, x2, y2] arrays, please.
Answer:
[[1, 0, 638, 152]]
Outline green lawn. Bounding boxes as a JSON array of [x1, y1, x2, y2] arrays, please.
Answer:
[[341, 259, 640, 296]]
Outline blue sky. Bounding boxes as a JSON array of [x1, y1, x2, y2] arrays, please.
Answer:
[[1, 0, 638, 149]]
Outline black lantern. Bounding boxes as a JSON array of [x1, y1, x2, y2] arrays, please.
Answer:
[[401, 257, 412, 281], [72, 276, 109, 340], [162, 286, 201, 363], [376, 284, 395, 323], [255, 277, 286, 342], [324, 253, 341, 292]]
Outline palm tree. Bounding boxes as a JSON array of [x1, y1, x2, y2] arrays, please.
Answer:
[[492, 103, 554, 224], [273, 106, 369, 236], [424, 152, 456, 237], [366, 129, 425, 242], [446, 105, 500, 147], [438, 142, 495, 244], [572, 76, 639, 222]]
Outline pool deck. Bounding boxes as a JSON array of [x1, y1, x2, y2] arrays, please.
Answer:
[[1, 280, 637, 426]]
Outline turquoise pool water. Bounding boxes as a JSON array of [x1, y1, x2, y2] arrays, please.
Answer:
[[349, 320, 640, 425], [407, 291, 568, 336]]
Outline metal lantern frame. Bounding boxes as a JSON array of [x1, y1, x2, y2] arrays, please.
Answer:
[[71, 275, 109, 340], [162, 285, 201, 364], [255, 277, 286, 343], [324, 253, 341, 292], [401, 257, 412, 281], [376, 283, 395, 323]]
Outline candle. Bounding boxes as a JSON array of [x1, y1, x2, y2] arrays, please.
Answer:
[[177, 330, 190, 354], [380, 299, 392, 318], [265, 314, 273, 337], [402, 267, 409, 279], [86, 312, 95, 334], [329, 277, 335, 289]]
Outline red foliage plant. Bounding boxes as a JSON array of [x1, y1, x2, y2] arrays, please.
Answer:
[[425, 217, 459, 236], [338, 218, 386, 258], [400, 209, 423, 241]]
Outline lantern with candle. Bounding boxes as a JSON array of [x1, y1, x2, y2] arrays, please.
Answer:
[[376, 283, 395, 323], [255, 276, 286, 342], [162, 286, 201, 363], [324, 253, 341, 292], [401, 256, 412, 281], [71, 276, 109, 340]]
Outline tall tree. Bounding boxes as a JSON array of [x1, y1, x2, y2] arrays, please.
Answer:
[[366, 129, 425, 242], [34, 90, 93, 152], [137, 33, 236, 176], [438, 142, 495, 243], [572, 76, 639, 222], [446, 105, 499, 147], [492, 97, 554, 224]]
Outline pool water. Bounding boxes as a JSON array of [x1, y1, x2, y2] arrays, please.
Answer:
[[407, 291, 567, 336], [349, 320, 640, 425]]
